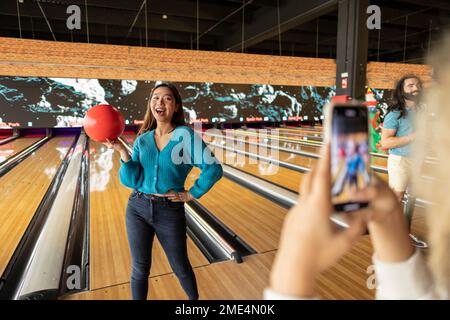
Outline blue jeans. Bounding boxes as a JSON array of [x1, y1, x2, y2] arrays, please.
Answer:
[[125, 191, 198, 300]]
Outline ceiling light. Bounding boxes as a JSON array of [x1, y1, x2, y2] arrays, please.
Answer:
[[162, 14, 168, 19]]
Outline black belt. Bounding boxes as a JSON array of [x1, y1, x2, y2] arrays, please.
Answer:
[[134, 191, 171, 203], [145, 194, 168, 201]]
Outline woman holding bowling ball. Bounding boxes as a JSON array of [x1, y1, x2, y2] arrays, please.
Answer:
[[104, 82, 223, 300]]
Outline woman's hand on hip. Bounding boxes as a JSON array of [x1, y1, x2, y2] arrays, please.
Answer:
[[163, 191, 194, 202]]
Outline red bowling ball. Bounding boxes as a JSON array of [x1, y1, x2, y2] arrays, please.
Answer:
[[83, 104, 125, 142]]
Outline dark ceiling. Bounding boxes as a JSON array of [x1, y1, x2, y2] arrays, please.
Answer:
[[1, 0, 449, 64]]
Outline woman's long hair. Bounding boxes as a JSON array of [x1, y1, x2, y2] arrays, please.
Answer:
[[412, 35, 450, 297], [137, 82, 185, 136], [387, 74, 423, 119]]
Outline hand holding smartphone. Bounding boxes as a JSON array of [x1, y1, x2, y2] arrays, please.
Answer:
[[325, 102, 372, 212]]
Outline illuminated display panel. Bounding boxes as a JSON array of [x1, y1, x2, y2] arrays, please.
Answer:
[[0, 76, 391, 128]]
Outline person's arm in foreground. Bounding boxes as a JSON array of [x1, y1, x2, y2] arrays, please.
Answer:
[[266, 145, 366, 298], [265, 145, 434, 299], [364, 179, 434, 299]]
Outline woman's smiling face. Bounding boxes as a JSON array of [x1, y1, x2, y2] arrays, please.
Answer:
[[150, 86, 178, 123]]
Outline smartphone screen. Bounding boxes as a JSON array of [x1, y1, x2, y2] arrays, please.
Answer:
[[331, 105, 371, 212]]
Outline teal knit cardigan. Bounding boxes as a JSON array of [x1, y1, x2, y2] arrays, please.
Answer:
[[119, 126, 223, 199]]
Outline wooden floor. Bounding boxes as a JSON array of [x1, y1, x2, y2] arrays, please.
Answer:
[[263, 127, 388, 168], [206, 134, 388, 193], [0, 136, 41, 163], [264, 129, 323, 143], [271, 127, 323, 137], [220, 128, 388, 168], [210, 145, 305, 192], [185, 168, 287, 253], [0, 136, 76, 276], [65, 205, 427, 300], [276, 127, 323, 136], [236, 129, 323, 148], [88, 137, 209, 291]]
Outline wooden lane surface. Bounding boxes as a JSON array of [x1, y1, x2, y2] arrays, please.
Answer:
[[207, 133, 317, 169], [271, 128, 389, 163], [89, 137, 209, 291], [65, 205, 428, 300], [213, 129, 322, 155], [241, 128, 323, 139], [185, 168, 287, 253], [206, 131, 425, 245], [243, 132, 387, 168], [277, 127, 323, 135], [65, 251, 275, 300], [210, 144, 302, 192], [234, 129, 323, 148], [275, 126, 322, 132], [266, 129, 323, 140], [263, 128, 388, 168], [0, 137, 41, 163], [0, 135, 76, 276], [228, 129, 388, 167], [206, 141, 387, 194], [213, 130, 389, 179], [278, 126, 323, 133], [64, 235, 389, 300]]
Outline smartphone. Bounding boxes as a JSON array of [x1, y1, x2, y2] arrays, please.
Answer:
[[328, 103, 371, 212]]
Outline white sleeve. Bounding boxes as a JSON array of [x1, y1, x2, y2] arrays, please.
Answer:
[[373, 249, 436, 300], [263, 288, 319, 300]]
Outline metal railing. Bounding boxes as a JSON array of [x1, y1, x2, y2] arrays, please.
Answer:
[[59, 135, 90, 296], [0, 132, 20, 146], [0, 135, 51, 177], [222, 164, 350, 229], [0, 134, 81, 299]]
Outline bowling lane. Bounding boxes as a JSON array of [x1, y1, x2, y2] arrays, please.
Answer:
[[219, 129, 322, 154], [279, 126, 323, 133], [277, 126, 323, 134], [89, 137, 209, 291], [185, 168, 287, 253], [0, 135, 77, 276], [0, 137, 42, 163], [220, 129, 389, 170], [207, 133, 317, 168], [272, 129, 387, 168], [264, 128, 389, 167], [209, 135, 388, 182], [207, 143, 303, 192], [273, 127, 323, 137], [235, 128, 323, 147], [265, 128, 323, 140]]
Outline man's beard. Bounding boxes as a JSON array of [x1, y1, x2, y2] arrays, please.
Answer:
[[403, 91, 421, 103]]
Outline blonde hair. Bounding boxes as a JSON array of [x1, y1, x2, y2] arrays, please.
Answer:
[[412, 34, 450, 297]]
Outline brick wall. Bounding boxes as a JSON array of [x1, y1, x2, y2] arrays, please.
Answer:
[[0, 37, 432, 88]]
